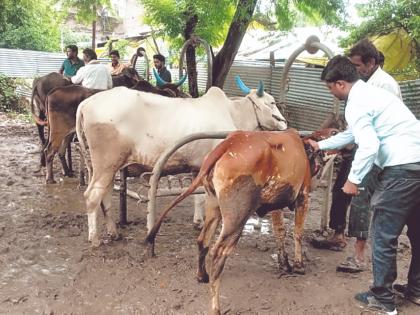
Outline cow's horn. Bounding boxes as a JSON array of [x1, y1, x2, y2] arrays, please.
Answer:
[[153, 68, 167, 86], [257, 80, 264, 97], [235, 75, 251, 94], [175, 74, 187, 87]]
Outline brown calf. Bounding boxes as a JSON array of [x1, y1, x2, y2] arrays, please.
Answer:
[[146, 128, 337, 315]]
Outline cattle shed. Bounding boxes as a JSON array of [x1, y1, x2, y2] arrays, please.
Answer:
[[1, 47, 419, 130]]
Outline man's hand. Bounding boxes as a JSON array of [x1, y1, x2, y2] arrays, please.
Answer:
[[306, 139, 320, 151], [342, 180, 359, 196]]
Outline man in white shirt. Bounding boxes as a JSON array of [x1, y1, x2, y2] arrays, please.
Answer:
[[71, 48, 113, 90], [312, 40, 402, 274], [308, 55, 420, 315]]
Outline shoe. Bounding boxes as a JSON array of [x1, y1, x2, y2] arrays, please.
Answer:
[[310, 237, 347, 251], [355, 291, 398, 315], [336, 256, 366, 273], [393, 283, 420, 306]]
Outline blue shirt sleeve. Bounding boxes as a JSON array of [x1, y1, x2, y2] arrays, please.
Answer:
[[318, 128, 355, 150]]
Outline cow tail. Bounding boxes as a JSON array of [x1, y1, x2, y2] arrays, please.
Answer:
[[75, 105, 92, 183], [31, 83, 48, 126], [145, 137, 233, 245]]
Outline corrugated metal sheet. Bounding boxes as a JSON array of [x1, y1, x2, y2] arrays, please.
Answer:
[[1, 48, 419, 127], [400, 79, 420, 118]]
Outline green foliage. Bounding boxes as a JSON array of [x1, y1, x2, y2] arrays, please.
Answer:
[[59, 0, 113, 25], [341, 0, 419, 50], [104, 39, 130, 58], [0, 0, 61, 51], [140, 0, 345, 51], [140, 0, 235, 50], [62, 28, 92, 48], [0, 75, 29, 114]]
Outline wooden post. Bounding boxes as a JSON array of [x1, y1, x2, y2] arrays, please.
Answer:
[[119, 167, 128, 225], [320, 162, 334, 230]]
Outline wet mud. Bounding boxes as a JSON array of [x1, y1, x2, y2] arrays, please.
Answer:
[[0, 115, 417, 315]]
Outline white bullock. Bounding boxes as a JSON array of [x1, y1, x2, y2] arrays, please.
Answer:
[[76, 77, 287, 246]]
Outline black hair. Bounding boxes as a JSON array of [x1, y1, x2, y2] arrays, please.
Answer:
[[66, 45, 78, 53], [348, 39, 379, 64], [321, 55, 359, 83], [83, 48, 97, 60], [110, 50, 120, 58], [378, 51, 385, 66], [153, 54, 165, 63]]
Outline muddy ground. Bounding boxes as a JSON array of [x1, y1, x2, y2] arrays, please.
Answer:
[[0, 115, 417, 315]]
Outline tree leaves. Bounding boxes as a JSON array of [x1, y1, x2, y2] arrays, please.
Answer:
[[0, 0, 61, 51]]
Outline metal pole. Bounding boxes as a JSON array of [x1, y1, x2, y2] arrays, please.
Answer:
[[119, 167, 128, 225], [179, 37, 213, 92], [146, 131, 230, 233]]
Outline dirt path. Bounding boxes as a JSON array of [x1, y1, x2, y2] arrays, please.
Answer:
[[0, 115, 417, 315]]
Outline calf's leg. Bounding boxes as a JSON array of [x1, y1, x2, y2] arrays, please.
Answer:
[[271, 210, 292, 273], [292, 184, 310, 274], [197, 195, 221, 283]]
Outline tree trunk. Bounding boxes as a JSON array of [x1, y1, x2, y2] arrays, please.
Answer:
[[212, 0, 258, 88], [92, 20, 96, 49], [183, 8, 199, 97], [186, 46, 198, 97]]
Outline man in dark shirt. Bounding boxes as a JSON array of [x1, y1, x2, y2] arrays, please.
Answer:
[[59, 45, 84, 77], [153, 54, 172, 83]]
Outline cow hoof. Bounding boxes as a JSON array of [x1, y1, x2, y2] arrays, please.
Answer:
[[193, 222, 204, 231], [64, 172, 75, 178], [196, 273, 209, 283], [46, 178, 57, 184], [292, 264, 305, 275], [90, 238, 102, 248]]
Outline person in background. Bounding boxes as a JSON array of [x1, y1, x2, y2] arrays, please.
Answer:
[[153, 54, 172, 83], [108, 50, 128, 75], [311, 39, 402, 274], [309, 55, 420, 315], [59, 45, 84, 77], [71, 48, 112, 90]]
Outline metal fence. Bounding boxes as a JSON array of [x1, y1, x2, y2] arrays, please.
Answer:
[[1, 48, 419, 129]]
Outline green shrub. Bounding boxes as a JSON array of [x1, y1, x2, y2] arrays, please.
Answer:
[[0, 74, 28, 113]]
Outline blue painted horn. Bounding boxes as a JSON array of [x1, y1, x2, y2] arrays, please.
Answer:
[[257, 80, 264, 97], [153, 68, 167, 86], [235, 75, 251, 94], [175, 74, 188, 87]]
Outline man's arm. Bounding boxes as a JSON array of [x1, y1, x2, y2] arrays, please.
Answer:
[[59, 62, 65, 75], [71, 67, 84, 84], [318, 128, 355, 150]]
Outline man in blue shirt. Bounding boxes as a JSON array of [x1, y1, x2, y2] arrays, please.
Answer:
[[59, 45, 84, 77], [308, 56, 420, 315]]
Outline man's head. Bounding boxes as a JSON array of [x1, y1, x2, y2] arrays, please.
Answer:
[[110, 50, 120, 65], [321, 55, 359, 101], [153, 54, 166, 70], [378, 51, 385, 68], [66, 45, 78, 59], [348, 39, 379, 80], [82, 48, 97, 63]]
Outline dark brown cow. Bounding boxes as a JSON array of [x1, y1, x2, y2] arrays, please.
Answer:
[[31, 73, 72, 168], [43, 85, 102, 183], [43, 79, 190, 184], [146, 128, 337, 315]]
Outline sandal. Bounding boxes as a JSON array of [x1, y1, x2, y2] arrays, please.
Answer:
[[336, 256, 366, 273], [310, 237, 347, 251]]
